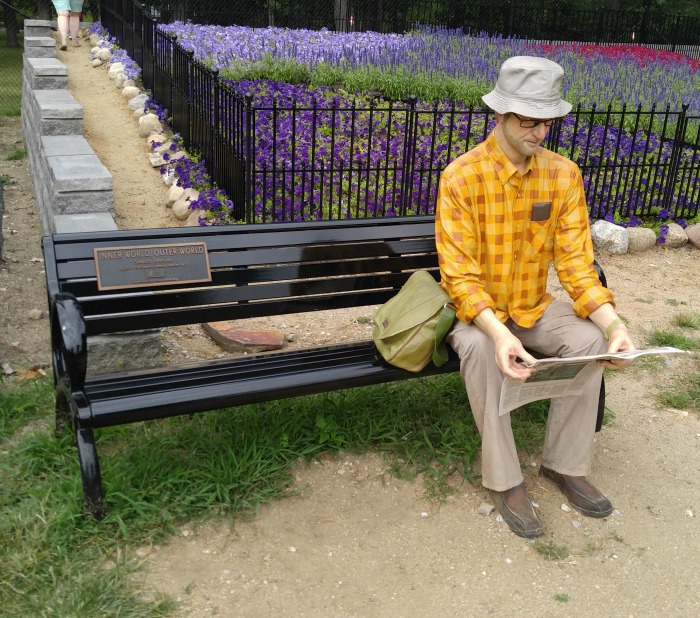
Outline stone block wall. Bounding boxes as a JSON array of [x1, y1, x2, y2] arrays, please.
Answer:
[[22, 20, 161, 372], [21, 20, 117, 235]]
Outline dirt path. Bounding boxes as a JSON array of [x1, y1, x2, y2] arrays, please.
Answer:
[[2, 41, 699, 618]]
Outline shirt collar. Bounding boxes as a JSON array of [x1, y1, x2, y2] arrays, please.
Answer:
[[484, 130, 537, 184]]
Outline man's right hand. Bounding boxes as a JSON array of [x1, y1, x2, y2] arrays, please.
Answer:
[[492, 330, 538, 381], [474, 309, 537, 381]]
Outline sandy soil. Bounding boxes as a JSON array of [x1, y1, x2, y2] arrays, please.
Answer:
[[1, 40, 699, 618]]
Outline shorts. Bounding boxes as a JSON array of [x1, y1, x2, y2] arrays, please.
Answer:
[[52, 0, 84, 12]]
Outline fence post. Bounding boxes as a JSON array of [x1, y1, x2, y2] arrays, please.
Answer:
[[401, 95, 418, 216], [243, 93, 254, 223], [661, 104, 689, 217]]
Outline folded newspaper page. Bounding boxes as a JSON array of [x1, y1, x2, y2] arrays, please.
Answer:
[[499, 346, 689, 416]]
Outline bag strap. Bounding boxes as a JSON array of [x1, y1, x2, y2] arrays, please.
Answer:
[[432, 304, 456, 367]]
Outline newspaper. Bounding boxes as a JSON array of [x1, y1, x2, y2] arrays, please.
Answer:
[[499, 346, 689, 416]]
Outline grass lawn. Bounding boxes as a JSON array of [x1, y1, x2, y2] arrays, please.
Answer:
[[0, 370, 552, 616], [0, 30, 24, 116]]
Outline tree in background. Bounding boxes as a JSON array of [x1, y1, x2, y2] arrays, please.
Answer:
[[2, 1, 20, 47]]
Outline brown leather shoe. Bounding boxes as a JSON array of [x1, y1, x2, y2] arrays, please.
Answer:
[[540, 466, 613, 518], [490, 482, 544, 538]]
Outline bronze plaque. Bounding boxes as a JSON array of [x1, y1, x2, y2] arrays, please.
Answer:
[[94, 242, 212, 290]]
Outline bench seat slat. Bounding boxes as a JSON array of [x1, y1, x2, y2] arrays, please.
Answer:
[[85, 342, 459, 427]]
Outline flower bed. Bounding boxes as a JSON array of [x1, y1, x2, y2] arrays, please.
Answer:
[[95, 21, 700, 231]]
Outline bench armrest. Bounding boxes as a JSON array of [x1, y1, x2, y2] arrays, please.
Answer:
[[50, 292, 88, 390]]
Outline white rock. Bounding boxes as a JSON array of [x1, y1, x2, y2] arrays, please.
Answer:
[[476, 503, 495, 516], [147, 134, 165, 148], [169, 151, 188, 162], [686, 223, 700, 249], [128, 93, 150, 111], [114, 72, 128, 88], [88, 33, 101, 46], [154, 140, 174, 154], [148, 153, 167, 167], [663, 222, 688, 248], [97, 48, 112, 62], [627, 226, 657, 253], [138, 113, 163, 138], [162, 167, 176, 186], [90, 46, 100, 55], [561, 503, 571, 513], [186, 210, 206, 226], [133, 108, 146, 120], [91, 58, 103, 68], [122, 86, 140, 101], [591, 220, 629, 254], [167, 183, 184, 206], [107, 62, 125, 79], [172, 188, 200, 220], [28, 309, 43, 320]]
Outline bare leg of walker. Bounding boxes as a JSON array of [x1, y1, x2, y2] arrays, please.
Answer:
[[70, 13, 82, 46], [57, 11, 69, 50]]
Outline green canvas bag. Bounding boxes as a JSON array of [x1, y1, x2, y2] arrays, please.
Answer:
[[373, 270, 456, 373]]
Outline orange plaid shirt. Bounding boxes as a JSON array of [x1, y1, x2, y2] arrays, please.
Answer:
[[435, 130, 614, 328]]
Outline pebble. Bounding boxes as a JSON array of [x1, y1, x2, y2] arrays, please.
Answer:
[[685, 509, 694, 518], [28, 308, 43, 320], [477, 503, 494, 516], [572, 520, 582, 528], [420, 511, 429, 518], [561, 503, 571, 512]]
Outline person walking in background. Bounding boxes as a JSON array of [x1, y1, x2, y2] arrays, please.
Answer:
[[52, 0, 84, 50], [435, 56, 636, 538]]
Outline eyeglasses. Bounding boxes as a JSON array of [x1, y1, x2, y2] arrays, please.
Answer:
[[511, 113, 555, 129]]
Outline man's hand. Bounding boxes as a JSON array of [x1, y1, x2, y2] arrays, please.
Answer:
[[474, 308, 537, 381], [589, 304, 636, 370], [599, 322, 636, 369], [492, 330, 538, 381]]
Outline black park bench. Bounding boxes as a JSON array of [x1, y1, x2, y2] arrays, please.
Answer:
[[42, 216, 607, 517]]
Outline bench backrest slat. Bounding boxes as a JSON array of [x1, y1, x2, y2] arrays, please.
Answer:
[[44, 217, 441, 336]]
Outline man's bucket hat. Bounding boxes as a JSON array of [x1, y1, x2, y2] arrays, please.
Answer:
[[482, 56, 572, 119]]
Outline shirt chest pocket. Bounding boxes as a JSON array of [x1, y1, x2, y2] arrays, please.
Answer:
[[523, 220, 554, 260]]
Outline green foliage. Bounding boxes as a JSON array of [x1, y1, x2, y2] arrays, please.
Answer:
[[646, 328, 699, 350], [0, 367, 555, 614], [4, 147, 26, 161], [536, 539, 569, 560], [222, 55, 490, 104], [0, 30, 23, 116], [0, 376, 53, 442], [672, 311, 700, 330], [657, 373, 700, 411]]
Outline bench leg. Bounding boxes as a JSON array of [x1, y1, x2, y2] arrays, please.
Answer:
[[75, 422, 105, 519], [595, 375, 606, 433], [54, 378, 71, 436]]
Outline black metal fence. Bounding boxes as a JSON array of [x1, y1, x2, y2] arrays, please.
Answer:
[[102, 0, 700, 223]]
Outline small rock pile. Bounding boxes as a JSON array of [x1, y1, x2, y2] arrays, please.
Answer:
[[591, 220, 700, 254]]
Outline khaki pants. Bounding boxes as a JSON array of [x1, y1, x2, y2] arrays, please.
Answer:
[[446, 300, 607, 491]]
